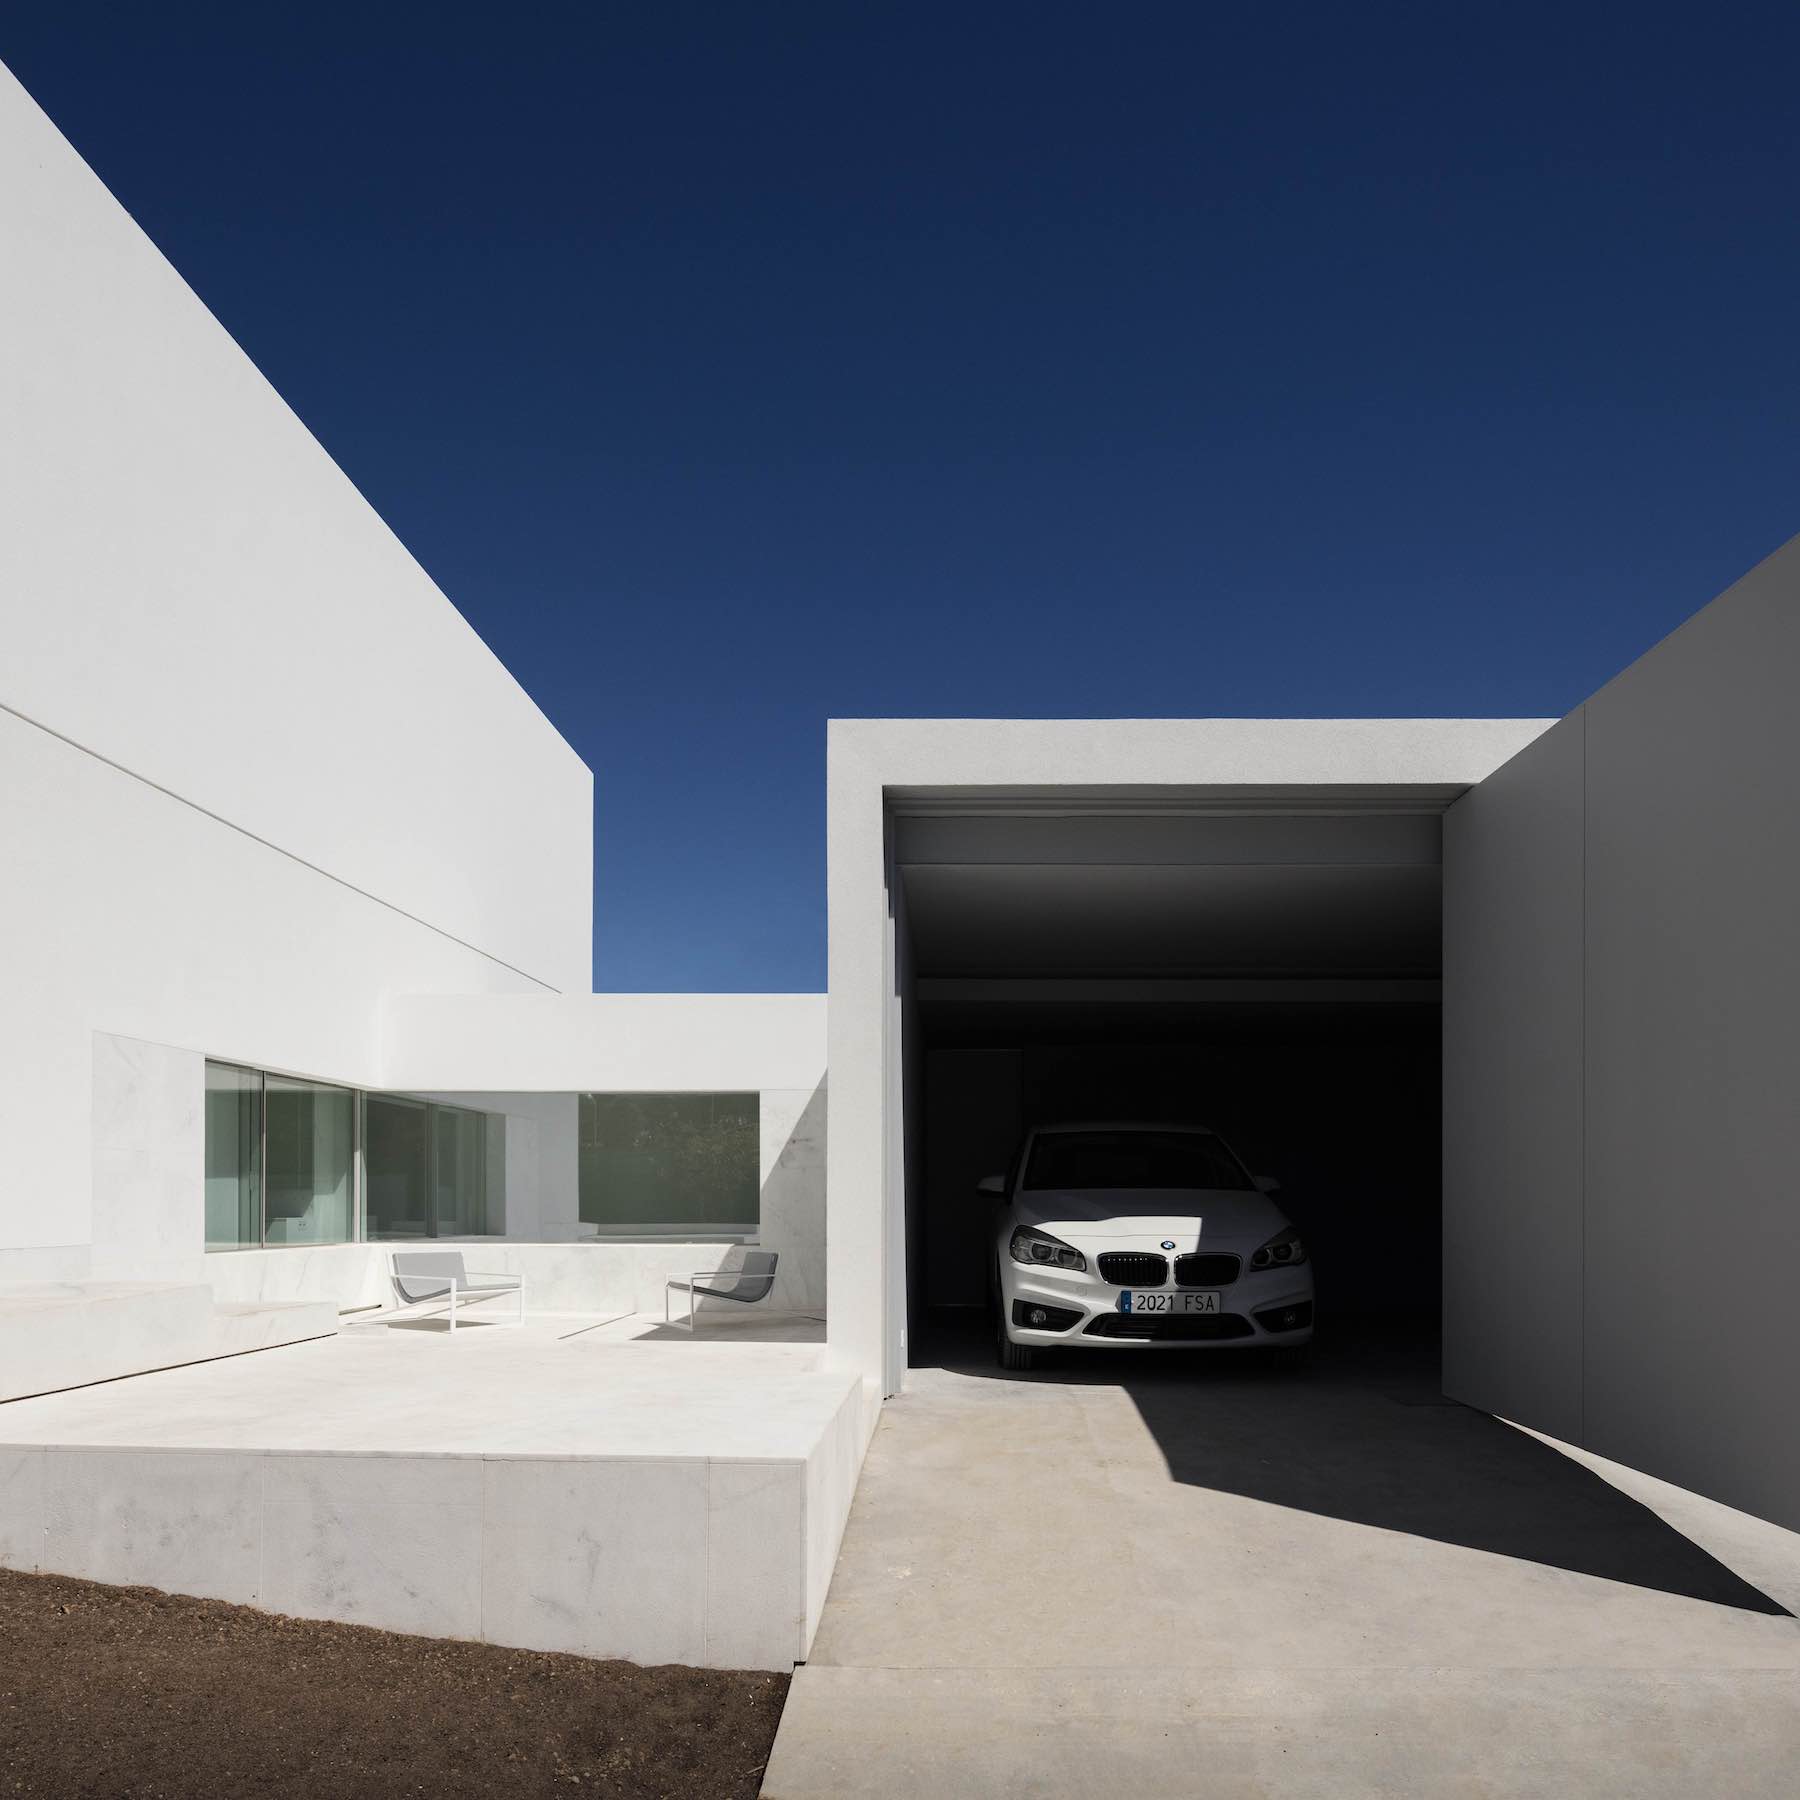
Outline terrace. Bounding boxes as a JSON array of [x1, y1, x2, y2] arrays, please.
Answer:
[[0, 1300, 870, 1672]]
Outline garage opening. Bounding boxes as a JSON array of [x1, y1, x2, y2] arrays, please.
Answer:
[[892, 806, 1444, 1372], [873, 794, 1789, 1613]]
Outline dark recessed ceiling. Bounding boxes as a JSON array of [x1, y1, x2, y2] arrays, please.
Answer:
[[901, 862, 1442, 980]]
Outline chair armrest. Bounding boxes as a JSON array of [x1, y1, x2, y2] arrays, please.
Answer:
[[459, 1271, 523, 1285]]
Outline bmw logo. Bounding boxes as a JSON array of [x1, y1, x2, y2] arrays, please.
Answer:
[[1160, 1240, 1177, 1251]]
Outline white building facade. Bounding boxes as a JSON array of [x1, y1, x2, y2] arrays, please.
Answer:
[[0, 59, 825, 1349], [5, 49, 1800, 1671]]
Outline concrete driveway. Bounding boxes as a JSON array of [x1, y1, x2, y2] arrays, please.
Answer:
[[763, 1320, 1800, 1797]]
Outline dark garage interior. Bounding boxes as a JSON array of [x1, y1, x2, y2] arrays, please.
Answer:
[[892, 807, 1446, 1364]]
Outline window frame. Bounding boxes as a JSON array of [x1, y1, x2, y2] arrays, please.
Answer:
[[577, 1090, 761, 1239], [203, 1059, 364, 1252]]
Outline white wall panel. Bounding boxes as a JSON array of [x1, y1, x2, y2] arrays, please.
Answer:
[[1444, 532, 1800, 1532], [0, 709, 546, 1265], [0, 63, 590, 993], [1442, 718, 1585, 1442], [383, 993, 827, 1094], [1581, 537, 1800, 1531]]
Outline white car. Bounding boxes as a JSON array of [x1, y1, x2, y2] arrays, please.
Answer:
[[985, 1123, 1314, 1369]]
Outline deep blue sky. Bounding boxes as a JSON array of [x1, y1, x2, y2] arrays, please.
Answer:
[[7, 6, 1798, 990]]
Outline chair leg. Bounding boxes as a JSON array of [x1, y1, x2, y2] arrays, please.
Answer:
[[449, 1285, 457, 1333]]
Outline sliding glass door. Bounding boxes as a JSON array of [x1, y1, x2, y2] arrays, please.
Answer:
[[365, 1095, 500, 1238], [264, 1076, 354, 1246], [205, 1061, 353, 1249], [205, 1063, 504, 1247], [204, 1062, 262, 1250], [363, 1095, 428, 1239]]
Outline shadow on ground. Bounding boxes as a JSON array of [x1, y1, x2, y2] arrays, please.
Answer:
[[913, 1310, 1787, 1616]]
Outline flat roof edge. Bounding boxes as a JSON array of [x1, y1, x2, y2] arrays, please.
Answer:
[[829, 718, 1556, 795]]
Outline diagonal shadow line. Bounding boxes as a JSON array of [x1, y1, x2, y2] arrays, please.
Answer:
[[916, 1315, 1789, 1617]]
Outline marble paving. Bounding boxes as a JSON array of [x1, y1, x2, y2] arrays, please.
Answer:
[[0, 1313, 870, 1669]]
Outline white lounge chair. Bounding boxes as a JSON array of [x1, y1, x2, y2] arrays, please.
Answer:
[[664, 1250, 778, 1330], [390, 1250, 525, 1330]]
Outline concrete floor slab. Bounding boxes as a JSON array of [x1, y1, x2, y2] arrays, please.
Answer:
[[0, 1311, 840, 1460], [764, 1321, 1800, 1797], [0, 1310, 865, 1668]]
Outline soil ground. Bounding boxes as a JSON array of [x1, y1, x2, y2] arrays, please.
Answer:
[[0, 1568, 787, 1799]]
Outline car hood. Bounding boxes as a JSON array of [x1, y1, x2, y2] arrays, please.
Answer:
[[1014, 1187, 1289, 1249]]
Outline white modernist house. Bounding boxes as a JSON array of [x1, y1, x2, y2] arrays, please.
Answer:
[[3, 57, 1799, 1673]]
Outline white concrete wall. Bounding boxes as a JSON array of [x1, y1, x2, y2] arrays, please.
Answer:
[[761, 1084, 828, 1313], [0, 63, 591, 994], [383, 993, 828, 1093], [1444, 719, 1586, 1444], [0, 65, 592, 1285], [0, 717, 562, 1281], [1445, 532, 1800, 1532], [90, 1035, 204, 1285]]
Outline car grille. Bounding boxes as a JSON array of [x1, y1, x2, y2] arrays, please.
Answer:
[[1174, 1253, 1240, 1287], [1096, 1252, 1169, 1287], [1084, 1312, 1255, 1341]]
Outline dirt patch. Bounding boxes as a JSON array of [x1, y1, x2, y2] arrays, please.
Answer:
[[0, 1568, 787, 1799]]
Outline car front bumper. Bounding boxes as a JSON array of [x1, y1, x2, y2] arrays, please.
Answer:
[[1001, 1259, 1315, 1348]]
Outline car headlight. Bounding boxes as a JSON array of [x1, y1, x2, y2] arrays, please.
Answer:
[[1250, 1227, 1307, 1270], [1008, 1226, 1087, 1272]]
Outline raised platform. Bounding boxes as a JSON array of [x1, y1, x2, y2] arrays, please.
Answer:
[[0, 1281, 336, 1403], [0, 1312, 871, 1670]]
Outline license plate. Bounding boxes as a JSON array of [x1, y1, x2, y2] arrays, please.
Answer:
[[1120, 1290, 1220, 1315]]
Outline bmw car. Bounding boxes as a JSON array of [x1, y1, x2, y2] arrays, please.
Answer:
[[984, 1123, 1313, 1369]]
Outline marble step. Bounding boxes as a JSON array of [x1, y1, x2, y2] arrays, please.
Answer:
[[0, 1283, 338, 1404], [207, 1299, 338, 1359]]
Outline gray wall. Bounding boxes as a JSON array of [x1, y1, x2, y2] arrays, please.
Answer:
[[1445, 535, 1800, 1529], [1443, 719, 1585, 1444]]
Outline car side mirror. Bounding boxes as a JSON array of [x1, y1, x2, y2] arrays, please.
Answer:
[[976, 1174, 1007, 1198], [1254, 1174, 1281, 1194]]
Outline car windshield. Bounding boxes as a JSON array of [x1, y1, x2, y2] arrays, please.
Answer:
[[1022, 1130, 1253, 1192]]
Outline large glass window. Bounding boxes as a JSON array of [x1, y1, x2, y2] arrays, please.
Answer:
[[203, 1062, 506, 1248], [207, 1062, 355, 1249], [365, 1095, 501, 1239], [364, 1095, 428, 1240], [264, 1076, 354, 1245], [204, 1062, 261, 1250], [578, 1093, 758, 1233], [432, 1104, 496, 1236]]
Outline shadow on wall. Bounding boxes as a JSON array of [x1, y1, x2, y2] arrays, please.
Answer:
[[912, 1315, 1788, 1617], [760, 1077, 827, 1314]]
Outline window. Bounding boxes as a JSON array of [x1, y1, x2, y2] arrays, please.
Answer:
[[203, 1063, 504, 1248], [364, 1094, 501, 1239], [578, 1093, 758, 1234], [204, 1062, 354, 1249], [1022, 1129, 1254, 1193], [364, 1095, 427, 1240], [204, 1062, 261, 1250], [264, 1076, 354, 1245]]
